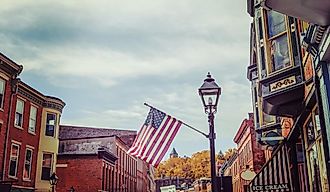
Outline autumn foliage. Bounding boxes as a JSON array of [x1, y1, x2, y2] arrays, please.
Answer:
[[155, 149, 236, 179]]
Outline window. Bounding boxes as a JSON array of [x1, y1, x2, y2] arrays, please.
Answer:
[[15, 99, 24, 127], [267, 10, 286, 38], [41, 153, 53, 180], [262, 112, 276, 126], [23, 148, 33, 180], [9, 143, 20, 177], [304, 109, 330, 191], [306, 118, 316, 146], [0, 79, 5, 109], [45, 113, 56, 137], [265, 10, 291, 73], [29, 106, 37, 134]]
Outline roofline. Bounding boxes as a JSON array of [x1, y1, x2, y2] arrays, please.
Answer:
[[0, 52, 23, 75], [59, 135, 116, 141], [60, 124, 137, 132], [233, 119, 249, 143]]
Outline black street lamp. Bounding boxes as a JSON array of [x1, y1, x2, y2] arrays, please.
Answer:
[[199, 72, 221, 192], [49, 172, 58, 192]]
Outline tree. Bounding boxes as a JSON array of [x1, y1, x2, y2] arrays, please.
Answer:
[[155, 148, 237, 179]]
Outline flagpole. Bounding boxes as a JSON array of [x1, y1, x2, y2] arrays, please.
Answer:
[[143, 103, 209, 138]]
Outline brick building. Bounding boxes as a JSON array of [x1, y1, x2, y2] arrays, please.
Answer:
[[231, 113, 265, 192], [4, 81, 45, 191], [57, 125, 155, 192], [0, 53, 22, 183], [0, 52, 65, 192]]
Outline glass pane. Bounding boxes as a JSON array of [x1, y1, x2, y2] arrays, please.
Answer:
[[263, 113, 276, 125], [306, 119, 316, 146], [270, 35, 290, 71], [41, 167, 51, 180], [16, 100, 24, 113], [43, 154, 52, 167], [309, 145, 322, 192], [0, 80, 4, 93], [9, 160, 17, 176], [314, 110, 321, 136], [30, 106, 37, 120], [267, 10, 286, 38], [11, 145, 19, 157], [46, 125, 55, 136], [47, 113, 56, 125], [23, 163, 31, 179], [0, 80, 4, 108], [26, 150, 32, 162], [29, 119, 36, 133], [15, 113, 23, 127]]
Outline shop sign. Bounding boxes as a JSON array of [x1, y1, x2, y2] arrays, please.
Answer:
[[261, 131, 283, 146], [270, 76, 296, 92], [251, 183, 289, 191]]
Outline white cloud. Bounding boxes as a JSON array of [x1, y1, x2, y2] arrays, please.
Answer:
[[0, 0, 253, 156]]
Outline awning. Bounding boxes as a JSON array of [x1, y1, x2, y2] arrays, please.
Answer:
[[249, 143, 293, 192]]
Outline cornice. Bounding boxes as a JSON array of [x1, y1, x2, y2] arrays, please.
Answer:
[[44, 96, 66, 113], [0, 52, 23, 77], [17, 81, 65, 112]]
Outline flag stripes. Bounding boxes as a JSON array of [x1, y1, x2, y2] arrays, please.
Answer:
[[127, 108, 182, 167]]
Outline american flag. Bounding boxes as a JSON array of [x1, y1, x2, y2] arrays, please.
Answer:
[[127, 107, 182, 167]]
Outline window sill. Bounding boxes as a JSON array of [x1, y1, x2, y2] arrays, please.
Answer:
[[28, 131, 36, 136], [8, 175, 18, 180], [23, 178, 31, 182], [45, 135, 56, 138], [14, 125, 24, 130]]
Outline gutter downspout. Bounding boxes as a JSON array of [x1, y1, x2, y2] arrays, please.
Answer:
[[2, 77, 19, 180]]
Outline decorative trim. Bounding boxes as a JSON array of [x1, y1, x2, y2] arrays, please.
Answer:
[[17, 87, 65, 112], [17, 88, 43, 106], [270, 76, 296, 92]]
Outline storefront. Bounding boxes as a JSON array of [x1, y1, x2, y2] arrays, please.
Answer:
[[249, 143, 292, 192]]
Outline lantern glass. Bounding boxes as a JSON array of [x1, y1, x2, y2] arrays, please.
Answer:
[[198, 73, 221, 112]]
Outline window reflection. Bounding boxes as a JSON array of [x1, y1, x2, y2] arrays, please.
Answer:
[[270, 35, 290, 71], [309, 146, 322, 192], [262, 113, 276, 125], [267, 10, 286, 38], [306, 119, 316, 146]]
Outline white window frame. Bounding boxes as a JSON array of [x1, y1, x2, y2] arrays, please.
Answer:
[[28, 105, 37, 134], [9, 143, 20, 178], [0, 79, 5, 109], [23, 148, 33, 180], [15, 99, 24, 128]]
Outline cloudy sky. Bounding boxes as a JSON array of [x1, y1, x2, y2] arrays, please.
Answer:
[[0, 0, 252, 158]]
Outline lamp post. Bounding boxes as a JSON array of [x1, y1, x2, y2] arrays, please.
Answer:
[[49, 172, 58, 192], [199, 72, 221, 192]]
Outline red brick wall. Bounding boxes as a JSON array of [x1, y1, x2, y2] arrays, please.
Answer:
[[4, 94, 43, 188], [115, 139, 137, 192], [0, 77, 13, 179], [56, 155, 103, 192]]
